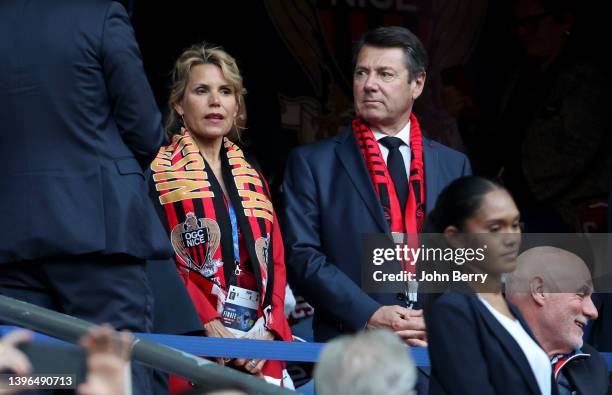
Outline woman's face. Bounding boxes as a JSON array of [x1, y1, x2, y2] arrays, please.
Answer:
[[175, 64, 238, 142], [462, 188, 522, 275]]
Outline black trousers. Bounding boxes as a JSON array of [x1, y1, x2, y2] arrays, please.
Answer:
[[0, 253, 153, 394]]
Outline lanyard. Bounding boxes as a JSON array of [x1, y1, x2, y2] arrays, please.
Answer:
[[227, 203, 241, 276]]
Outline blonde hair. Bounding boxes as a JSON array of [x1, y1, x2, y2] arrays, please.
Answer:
[[165, 42, 247, 140]]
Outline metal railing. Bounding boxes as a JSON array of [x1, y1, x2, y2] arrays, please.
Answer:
[[0, 295, 295, 395]]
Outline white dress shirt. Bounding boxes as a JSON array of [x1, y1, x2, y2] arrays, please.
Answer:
[[372, 120, 412, 174], [479, 297, 552, 395]]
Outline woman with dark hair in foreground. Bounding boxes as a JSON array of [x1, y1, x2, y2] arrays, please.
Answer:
[[425, 176, 551, 395]]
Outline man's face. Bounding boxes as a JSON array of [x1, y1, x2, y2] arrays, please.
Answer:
[[511, 0, 571, 61], [353, 45, 425, 134], [541, 264, 598, 353]]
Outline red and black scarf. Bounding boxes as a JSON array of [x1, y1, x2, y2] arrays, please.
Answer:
[[352, 113, 426, 235], [150, 130, 274, 311], [353, 114, 425, 275]]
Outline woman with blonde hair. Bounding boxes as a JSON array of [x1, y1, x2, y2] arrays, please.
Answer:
[[149, 43, 293, 389]]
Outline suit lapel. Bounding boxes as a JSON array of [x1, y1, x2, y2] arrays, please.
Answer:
[[508, 304, 562, 395], [474, 298, 542, 395], [564, 361, 594, 395], [423, 139, 439, 214], [334, 131, 388, 232]]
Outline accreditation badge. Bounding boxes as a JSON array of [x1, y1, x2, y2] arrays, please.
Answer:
[[221, 285, 260, 337]]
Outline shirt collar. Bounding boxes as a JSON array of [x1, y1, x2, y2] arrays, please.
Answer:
[[372, 119, 411, 147], [551, 348, 588, 364], [551, 348, 591, 381]]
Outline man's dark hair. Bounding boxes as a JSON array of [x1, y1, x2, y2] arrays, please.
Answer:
[[539, 0, 575, 20], [508, 0, 575, 21], [352, 26, 428, 82]]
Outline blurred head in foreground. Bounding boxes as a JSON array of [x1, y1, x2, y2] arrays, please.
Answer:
[[315, 329, 417, 395]]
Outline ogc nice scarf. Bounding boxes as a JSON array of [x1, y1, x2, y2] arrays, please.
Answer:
[[150, 129, 274, 311]]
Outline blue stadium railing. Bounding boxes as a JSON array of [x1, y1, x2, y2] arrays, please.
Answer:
[[1, 329, 610, 371], [2, 294, 611, 374], [0, 295, 294, 395]]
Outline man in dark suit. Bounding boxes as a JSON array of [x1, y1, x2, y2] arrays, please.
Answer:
[[282, 26, 471, 346], [506, 247, 610, 395], [0, 1, 170, 392]]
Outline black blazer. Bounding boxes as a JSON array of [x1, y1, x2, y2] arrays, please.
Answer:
[[0, 0, 170, 262], [146, 259, 202, 335], [426, 292, 550, 395]]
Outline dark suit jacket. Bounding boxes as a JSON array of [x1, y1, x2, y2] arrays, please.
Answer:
[[282, 127, 471, 341], [146, 259, 202, 335], [0, 0, 170, 262], [559, 342, 610, 395], [427, 292, 548, 395]]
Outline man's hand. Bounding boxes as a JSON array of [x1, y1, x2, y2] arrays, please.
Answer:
[[367, 306, 427, 347], [395, 309, 427, 347]]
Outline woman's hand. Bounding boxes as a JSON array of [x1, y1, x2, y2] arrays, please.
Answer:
[[203, 318, 236, 339], [233, 317, 275, 377], [203, 319, 237, 365], [238, 358, 266, 377]]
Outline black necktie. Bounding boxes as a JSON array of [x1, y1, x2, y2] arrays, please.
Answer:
[[379, 136, 408, 210]]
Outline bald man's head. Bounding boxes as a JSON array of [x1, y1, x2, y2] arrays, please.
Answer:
[[506, 246, 593, 296], [505, 246, 598, 356]]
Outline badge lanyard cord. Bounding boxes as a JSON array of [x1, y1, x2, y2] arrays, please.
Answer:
[[228, 203, 241, 278]]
